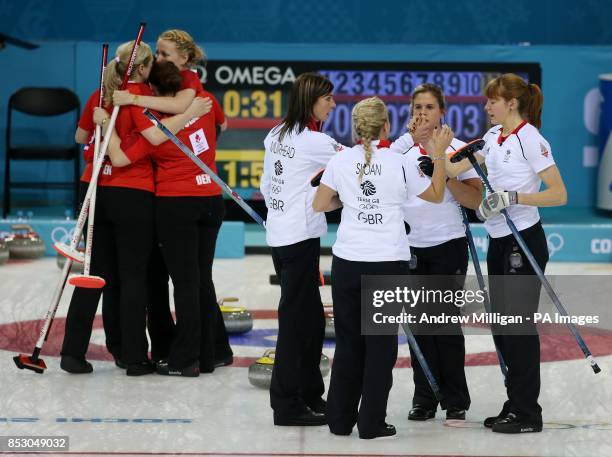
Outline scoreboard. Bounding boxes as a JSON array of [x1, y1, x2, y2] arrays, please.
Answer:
[[202, 61, 541, 200]]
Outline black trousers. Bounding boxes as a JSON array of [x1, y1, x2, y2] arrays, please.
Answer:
[[148, 233, 232, 363], [61, 186, 154, 365], [487, 221, 548, 420], [146, 241, 175, 362], [62, 184, 119, 360], [327, 255, 409, 436], [155, 195, 225, 369], [61, 250, 121, 359], [409, 237, 471, 411], [270, 238, 325, 417]]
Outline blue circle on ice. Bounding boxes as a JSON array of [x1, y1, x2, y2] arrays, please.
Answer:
[[228, 329, 406, 348]]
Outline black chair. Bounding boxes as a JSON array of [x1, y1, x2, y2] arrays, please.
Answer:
[[3, 87, 80, 218]]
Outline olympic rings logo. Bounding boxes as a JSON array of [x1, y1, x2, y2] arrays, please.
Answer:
[[547, 232, 564, 257], [196, 62, 208, 84], [51, 226, 76, 245], [358, 203, 379, 210]]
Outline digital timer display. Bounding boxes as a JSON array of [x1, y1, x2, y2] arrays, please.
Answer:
[[202, 61, 540, 199]]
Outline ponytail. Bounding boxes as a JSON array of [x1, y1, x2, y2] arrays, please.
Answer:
[[359, 134, 374, 183], [526, 83, 543, 129], [102, 41, 153, 107], [352, 97, 388, 183], [102, 60, 123, 107]]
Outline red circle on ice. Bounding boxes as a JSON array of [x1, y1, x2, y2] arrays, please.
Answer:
[[2, 310, 611, 368]]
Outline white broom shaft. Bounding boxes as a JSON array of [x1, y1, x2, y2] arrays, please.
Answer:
[[82, 125, 102, 275], [80, 43, 107, 273], [67, 106, 119, 250], [34, 258, 72, 349], [36, 112, 117, 348], [83, 185, 96, 275], [66, 27, 142, 250], [29, 30, 144, 355]]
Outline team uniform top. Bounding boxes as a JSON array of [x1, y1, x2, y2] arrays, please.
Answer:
[[80, 83, 155, 192], [388, 131, 416, 155], [78, 89, 110, 178], [180, 68, 203, 92], [480, 121, 556, 238], [123, 89, 225, 197], [261, 123, 343, 247], [320, 140, 431, 262], [401, 139, 479, 248]]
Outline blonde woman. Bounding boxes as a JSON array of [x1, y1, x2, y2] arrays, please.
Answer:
[[112, 29, 220, 127], [107, 30, 238, 371], [81, 41, 207, 376], [313, 96, 452, 439], [96, 60, 229, 377]]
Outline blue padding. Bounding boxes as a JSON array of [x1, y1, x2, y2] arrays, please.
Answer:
[[0, 219, 245, 259], [245, 223, 612, 263], [216, 221, 245, 258], [466, 223, 612, 263]]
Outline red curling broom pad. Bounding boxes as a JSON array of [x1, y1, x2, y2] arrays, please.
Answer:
[[68, 274, 106, 288], [53, 242, 85, 263], [13, 354, 47, 374]]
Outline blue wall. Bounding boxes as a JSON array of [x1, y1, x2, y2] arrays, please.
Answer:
[[1, 0, 612, 45], [1, 0, 611, 212], [1, 41, 611, 210]]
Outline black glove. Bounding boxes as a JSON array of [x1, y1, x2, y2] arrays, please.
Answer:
[[417, 155, 434, 177]]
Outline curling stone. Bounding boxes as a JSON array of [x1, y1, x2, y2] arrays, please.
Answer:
[[248, 350, 331, 389], [5, 224, 45, 259], [248, 349, 275, 389], [0, 238, 9, 265], [219, 297, 253, 334], [324, 303, 335, 339]]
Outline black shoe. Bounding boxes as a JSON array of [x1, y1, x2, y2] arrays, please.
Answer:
[[274, 406, 327, 426], [359, 422, 396, 440], [492, 413, 542, 434], [109, 351, 127, 369], [214, 354, 233, 368], [126, 361, 155, 376], [408, 405, 436, 421], [306, 397, 327, 414], [446, 408, 466, 420], [60, 355, 93, 374], [156, 360, 200, 377], [199, 362, 215, 374], [484, 407, 510, 428]]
